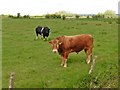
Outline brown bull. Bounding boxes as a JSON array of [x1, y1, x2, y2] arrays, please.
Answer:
[[49, 34, 93, 67]]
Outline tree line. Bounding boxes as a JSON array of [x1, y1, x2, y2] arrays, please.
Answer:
[[9, 13, 30, 19], [8, 10, 117, 20]]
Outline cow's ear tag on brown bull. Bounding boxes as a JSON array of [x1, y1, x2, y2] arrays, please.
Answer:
[[59, 42, 62, 45]]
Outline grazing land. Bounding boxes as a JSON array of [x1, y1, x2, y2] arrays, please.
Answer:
[[2, 18, 118, 88], [0, 40, 1, 89]]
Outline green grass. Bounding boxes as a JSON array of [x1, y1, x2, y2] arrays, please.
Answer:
[[0, 16, 2, 89], [2, 18, 118, 88]]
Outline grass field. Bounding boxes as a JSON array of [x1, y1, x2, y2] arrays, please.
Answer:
[[2, 18, 118, 88], [0, 16, 2, 89]]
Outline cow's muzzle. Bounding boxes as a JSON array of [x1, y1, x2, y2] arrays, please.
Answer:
[[53, 49, 58, 53]]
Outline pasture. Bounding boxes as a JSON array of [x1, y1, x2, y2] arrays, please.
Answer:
[[2, 18, 118, 88]]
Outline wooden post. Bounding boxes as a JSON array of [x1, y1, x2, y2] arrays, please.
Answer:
[[9, 72, 15, 90], [89, 56, 97, 74]]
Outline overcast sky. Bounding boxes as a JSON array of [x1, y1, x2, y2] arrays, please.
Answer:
[[0, 0, 119, 16]]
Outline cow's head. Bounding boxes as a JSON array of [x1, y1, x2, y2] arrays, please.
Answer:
[[49, 39, 62, 53]]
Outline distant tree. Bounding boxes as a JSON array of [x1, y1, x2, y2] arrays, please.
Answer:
[[104, 10, 117, 18], [55, 11, 73, 17], [97, 13, 104, 18], [45, 14, 50, 19], [75, 14, 80, 19], [52, 14, 58, 18], [94, 10, 117, 19], [87, 15, 90, 19], [62, 15, 66, 20], [8, 15, 14, 18], [17, 13, 21, 18], [117, 17, 120, 24], [23, 15, 30, 18], [92, 15, 98, 20], [56, 14, 61, 18], [45, 14, 61, 19]]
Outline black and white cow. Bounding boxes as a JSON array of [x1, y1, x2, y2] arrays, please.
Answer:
[[35, 26, 50, 40]]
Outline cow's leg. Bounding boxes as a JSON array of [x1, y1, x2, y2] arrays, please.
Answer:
[[46, 36, 49, 41], [40, 35, 42, 39], [61, 56, 64, 66], [84, 49, 87, 54], [39, 33, 42, 39], [63, 52, 69, 67], [36, 32, 38, 39], [86, 48, 92, 64], [36, 31, 38, 39], [40, 33, 43, 39], [64, 58, 68, 67], [84, 49, 88, 63], [43, 35, 46, 40]]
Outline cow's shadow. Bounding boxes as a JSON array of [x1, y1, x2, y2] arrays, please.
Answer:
[[33, 38, 51, 41], [67, 53, 86, 64]]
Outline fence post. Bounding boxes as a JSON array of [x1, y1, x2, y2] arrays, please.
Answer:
[[89, 56, 97, 74], [9, 72, 15, 90]]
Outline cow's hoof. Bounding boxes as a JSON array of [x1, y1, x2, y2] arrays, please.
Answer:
[[61, 63, 64, 66], [63, 64, 67, 67], [36, 38, 38, 39], [87, 61, 90, 64]]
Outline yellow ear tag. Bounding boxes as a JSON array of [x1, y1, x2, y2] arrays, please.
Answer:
[[59, 42, 62, 45]]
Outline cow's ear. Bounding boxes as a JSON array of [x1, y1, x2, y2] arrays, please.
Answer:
[[49, 41, 52, 44]]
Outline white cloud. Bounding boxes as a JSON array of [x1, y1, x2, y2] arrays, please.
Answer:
[[0, 0, 119, 15]]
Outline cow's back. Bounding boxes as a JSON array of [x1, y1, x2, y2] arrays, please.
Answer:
[[62, 34, 93, 52], [76, 34, 93, 47], [36, 26, 42, 33]]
